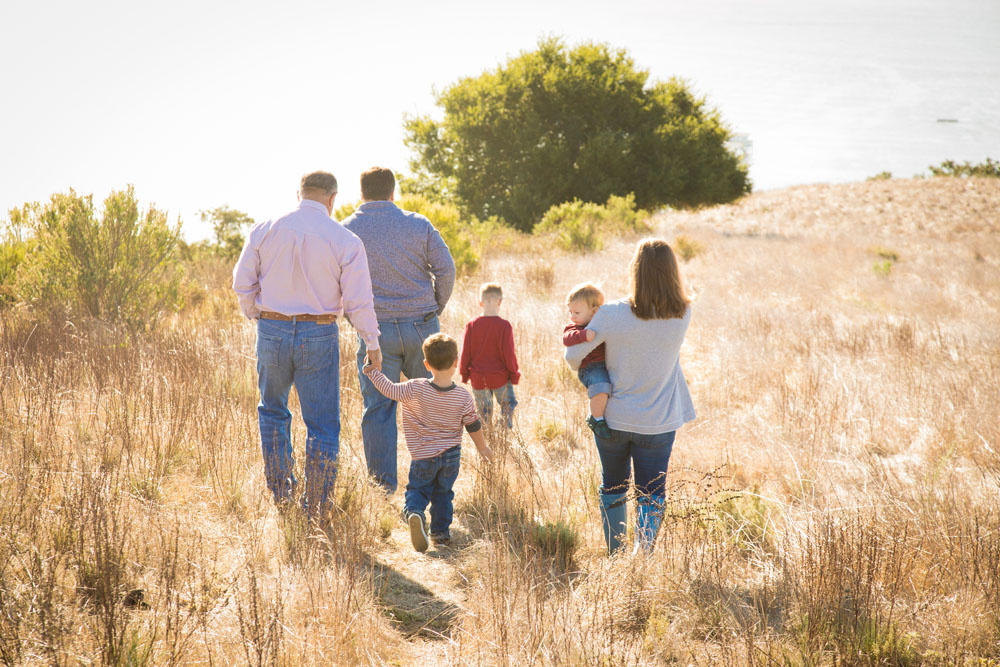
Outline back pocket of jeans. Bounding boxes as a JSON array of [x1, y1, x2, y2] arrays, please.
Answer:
[[257, 332, 282, 368], [298, 333, 337, 372]]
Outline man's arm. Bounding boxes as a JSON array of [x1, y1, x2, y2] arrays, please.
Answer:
[[339, 237, 381, 359], [232, 229, 261, 319], [425, 225, 456, 314]]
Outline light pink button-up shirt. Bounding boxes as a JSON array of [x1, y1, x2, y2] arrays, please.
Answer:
[[232, 199, 381, 350]]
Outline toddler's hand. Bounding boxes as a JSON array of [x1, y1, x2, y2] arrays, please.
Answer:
[[586, 329, 596, 342]]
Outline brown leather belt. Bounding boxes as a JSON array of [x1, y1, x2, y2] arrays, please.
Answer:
[[260, 311, 337, 324]]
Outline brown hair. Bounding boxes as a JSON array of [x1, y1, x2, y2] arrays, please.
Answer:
[[423, 332, 458, 370], [628, 238, 690, 320], [480, 282, 503, 300], [566, 282, 604, 309], [360, 166, 395, 201], [300, 171, 337, 196]]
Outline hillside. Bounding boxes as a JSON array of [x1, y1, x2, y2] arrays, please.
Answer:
[[1, 177, 998, 665]]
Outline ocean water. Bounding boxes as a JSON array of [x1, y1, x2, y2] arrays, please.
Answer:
[[628, 0, 1000, 190]]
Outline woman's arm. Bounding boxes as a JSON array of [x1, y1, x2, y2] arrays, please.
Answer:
[[563, 309, 610, 370]]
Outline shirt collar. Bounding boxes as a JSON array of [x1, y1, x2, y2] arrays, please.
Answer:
[[299, 199, 330, 214], [358, 200, 398, 211]]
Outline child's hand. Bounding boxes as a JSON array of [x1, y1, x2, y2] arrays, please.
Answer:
[[586, 330, 596, 342]]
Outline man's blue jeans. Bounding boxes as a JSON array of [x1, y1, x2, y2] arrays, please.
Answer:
[[593, 428, 676, 498], [256, 318, 341, 514], [405, 445, 461, 540], [356, 313, 440, 493]]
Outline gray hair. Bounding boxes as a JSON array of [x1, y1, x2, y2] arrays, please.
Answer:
[[300, 171, 338, 196]]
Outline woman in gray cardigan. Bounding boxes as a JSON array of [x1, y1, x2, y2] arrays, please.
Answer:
[[564, 239, 696, 554]]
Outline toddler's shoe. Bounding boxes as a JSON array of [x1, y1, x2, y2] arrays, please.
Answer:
[[587, 415, 612, 439], [430, 532, 452, 547], [406, 511, 429, 552]]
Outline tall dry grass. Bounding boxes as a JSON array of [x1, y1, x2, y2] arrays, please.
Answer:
[[1, 177, 998, 665]]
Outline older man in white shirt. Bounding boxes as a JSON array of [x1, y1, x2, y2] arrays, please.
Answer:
[[233, 170, 381, 519]]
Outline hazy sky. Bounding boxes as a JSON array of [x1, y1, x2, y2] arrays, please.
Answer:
[[2, 0, 998, 240]]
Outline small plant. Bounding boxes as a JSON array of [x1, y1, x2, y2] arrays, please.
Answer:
[[867, 171, 892, 181], [869, 246, 900, 262], [531, 518, 579, 568], [533, 418, 564, 444], [873, 259, 893, 277], [673, 234, 705, 262]]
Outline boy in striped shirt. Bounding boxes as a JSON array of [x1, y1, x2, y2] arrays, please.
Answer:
[[363, 333, 494, 552]]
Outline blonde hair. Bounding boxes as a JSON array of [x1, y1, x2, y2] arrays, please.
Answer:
[[628, 238, 690, 320], [480, 282, 503, 300], [566, 282, 604, 309]]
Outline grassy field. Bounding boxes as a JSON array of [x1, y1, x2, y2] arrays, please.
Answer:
[[1, 177, 998, 665]]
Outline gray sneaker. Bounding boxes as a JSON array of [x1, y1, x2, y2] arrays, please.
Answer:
[[407, 511, 428, 552], [587, 415, 612, 439]]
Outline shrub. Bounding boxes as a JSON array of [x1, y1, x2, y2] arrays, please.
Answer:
[[929, 157, 999, 178], [199, 206, 255, 260], [404, 37, 750, 230], [867, 171, 893, 181], [15, 187, 182, 329], [534, 193, 651, 252], [0, 220, 27, 307], [673, 234, 705, 262]]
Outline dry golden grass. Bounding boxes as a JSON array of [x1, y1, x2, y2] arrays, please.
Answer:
[[1, 177, 998, 665]]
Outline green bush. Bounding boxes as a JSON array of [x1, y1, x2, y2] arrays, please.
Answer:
[[534, 193, 651, 252], [0, 221, 27, 307], [929, 157, 999, 178], [200, 206, 255, 260], [673, 234, 705, 262], [15, 186, 182, 329], [404, 37, 750, 230]]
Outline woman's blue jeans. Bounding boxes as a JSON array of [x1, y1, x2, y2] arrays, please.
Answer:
[[593, 428, 676, 498], [256, 318, 341, 514], [356, 314, 440, 493]]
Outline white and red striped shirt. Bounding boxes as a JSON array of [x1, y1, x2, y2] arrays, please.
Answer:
[[363, 367, 482, 460]]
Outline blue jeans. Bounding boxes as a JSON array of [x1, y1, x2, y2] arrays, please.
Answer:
[[356, 313, 440, 493], [473, 382, 517, 428], [578, 361, 612, 398], [593, 428, 676, 498], [256, 318, 341, 514], [405, 445, 461, 539]]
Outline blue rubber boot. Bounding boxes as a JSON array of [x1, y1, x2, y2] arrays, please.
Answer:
[[634, 494, 665, 554], [599, 491, 628, 555]]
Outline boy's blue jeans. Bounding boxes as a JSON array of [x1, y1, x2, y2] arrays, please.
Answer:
[[578, 361, 612, 398], [404, 445, 462, 539], [356, 313, 440, 493], [256, 318, 341, 514], [473, 382, 517, 428]]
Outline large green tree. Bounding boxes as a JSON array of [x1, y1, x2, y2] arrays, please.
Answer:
[[404, 38, 751, 230]]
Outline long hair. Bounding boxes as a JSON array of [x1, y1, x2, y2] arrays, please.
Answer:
[[628, 238, 691, 320]]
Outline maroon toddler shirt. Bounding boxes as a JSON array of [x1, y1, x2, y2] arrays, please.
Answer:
[[563, 323, 606, 368]]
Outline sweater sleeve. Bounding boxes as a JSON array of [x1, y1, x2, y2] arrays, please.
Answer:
[[564, 314, 607, 371], [459, 320, 474, 384], [426, 224, 456, 315], [502, 321, 520, 385], [562, 324, 590, 346], [363, 366, 414, 402]]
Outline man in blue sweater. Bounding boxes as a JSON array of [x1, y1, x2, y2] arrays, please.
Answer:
[[343, 167, 456, 493]]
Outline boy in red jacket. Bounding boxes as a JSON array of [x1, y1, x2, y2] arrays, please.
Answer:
[[460, 283, 520, 428]]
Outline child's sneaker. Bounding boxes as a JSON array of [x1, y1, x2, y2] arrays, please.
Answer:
[[430, 532, 451, 547], [587, 415, 612, 439], [406, 511, 428, 552]]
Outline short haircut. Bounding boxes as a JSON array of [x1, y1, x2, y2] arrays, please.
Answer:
[[566, 282, 605, 309], [423, 332, 458, 371], [360, 166, 395, 201], [629, 238, 691, 320], [300, 171, 337, 196], [480, 282, 503, 300]]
